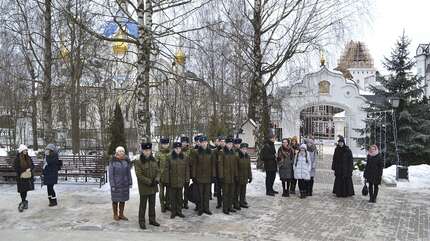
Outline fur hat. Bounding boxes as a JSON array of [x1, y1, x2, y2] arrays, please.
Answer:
[[115, 146, 125, 154], [180, 136, 189, 143], [194, 135, 202, 142], [141, 142, 152, 150], [299, 144, 307, 150], [217, 136, 225, 141], [199, 136, 208, 142], [160, 138, 170, 144], [173, 142, 182, 148], [18, 144, 28, 153], [225, 137, 234, 143]]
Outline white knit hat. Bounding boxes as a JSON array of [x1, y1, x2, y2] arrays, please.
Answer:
[[115, 146, 125, 154], [299, 144, 307, 150], [18, 144, 28, 153]]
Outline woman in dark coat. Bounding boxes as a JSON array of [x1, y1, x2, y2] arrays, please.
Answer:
[[43, 144, 60, 206], [260, 135, 277, 196], [364, 145, 384, 203], [277, 138, 294, 197], [14, 144, 34, 212], [331, 137, 355, 197], [109, 146, 132, 221]]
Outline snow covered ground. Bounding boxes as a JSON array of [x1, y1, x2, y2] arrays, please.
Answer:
[[383, 164, 430, 190]]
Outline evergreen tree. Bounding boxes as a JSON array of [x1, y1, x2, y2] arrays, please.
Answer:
[[108, 102, 127, 156], [356, 33, 430, 166]]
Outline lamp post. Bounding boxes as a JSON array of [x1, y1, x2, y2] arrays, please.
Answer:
[[388, 96, 408, 180]]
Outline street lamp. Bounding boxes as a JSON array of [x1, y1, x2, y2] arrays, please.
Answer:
[[388, 96, 408, 180]]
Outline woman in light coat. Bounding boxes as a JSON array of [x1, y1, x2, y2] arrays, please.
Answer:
[[109, 146, 132, 221], [293, 144, 312, 199], [305, 139, 318, 196]]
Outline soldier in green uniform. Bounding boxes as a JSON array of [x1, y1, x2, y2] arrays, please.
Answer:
[[165, 142, 189, 219], [156, 138, 170, 212], [218, 137, 239, 215], [191, 135, 215, 216], [135, 142, 160, 229], [232, 138, 243, 210], [214, 136, 225, 209], [180, 136, 192, 209], [238, 143, 252, 208]]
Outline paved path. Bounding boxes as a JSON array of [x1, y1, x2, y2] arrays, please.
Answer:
[[1, 152, 429, 241]]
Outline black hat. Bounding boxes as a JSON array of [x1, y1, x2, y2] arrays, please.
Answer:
[[199, 136, 208, 142], [194, 135, 202, 142], [337, 136, 345, 143], [240, 143, 249, 148], [233, 138, 243, 144], [225, 137, 233, 143], [141, 142, 152, 150], [180, 136, 189, 143], [173, 142, 182, 148], [218, 136, 225, 141], [160, 138, 170, 144]]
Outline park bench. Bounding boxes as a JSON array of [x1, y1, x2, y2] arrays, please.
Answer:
[[58, 155, 107, 187], [0, 156, 43, 182]]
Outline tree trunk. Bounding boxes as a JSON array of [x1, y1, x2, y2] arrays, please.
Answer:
[[136, 0, 152, 143], [42, 0, 53, 145], [31, 66, 38, 150]]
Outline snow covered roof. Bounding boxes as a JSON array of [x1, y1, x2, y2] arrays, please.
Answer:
[[241, 119, 257, 128]]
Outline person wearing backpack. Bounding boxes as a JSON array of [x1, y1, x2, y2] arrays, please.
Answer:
[[293, 144, 312, 199], [43, 144, 60, 207], [363, 145, 384, 203]]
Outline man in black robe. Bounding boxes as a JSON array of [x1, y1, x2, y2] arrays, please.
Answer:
[[332, 137, 355, 197]]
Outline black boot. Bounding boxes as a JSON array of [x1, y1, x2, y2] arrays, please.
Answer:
[[139, 222, 146, 230], [300, 191, 306, 199], [282, 190, 289, 197], [149, 220, 160, 226], [23, 200, 28, 209], [18, 202, 24, 212]]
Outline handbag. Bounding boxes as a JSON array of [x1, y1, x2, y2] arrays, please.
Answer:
[[362, 182, 369, 196], [20, 170, 32, 179]]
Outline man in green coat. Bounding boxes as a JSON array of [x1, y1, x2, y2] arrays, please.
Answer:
[[218, 137, 239, 215], [180, 136, 192, 209], [135, 142, 160, 230], [238, 143, 252, 208], [232, 138, 243, 210], [165, 142, 189, 219], [156, 138, 170, 212], [191, 135, 215, 216], [214, 136, 225, 209]]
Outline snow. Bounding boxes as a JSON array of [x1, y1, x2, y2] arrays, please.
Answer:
[[383, 164, 430, 190], [0, 148, 7, 156], [333, 111, 346, 118]]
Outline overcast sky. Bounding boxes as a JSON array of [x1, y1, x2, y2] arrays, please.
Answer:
[[361, 0, 430, 73]]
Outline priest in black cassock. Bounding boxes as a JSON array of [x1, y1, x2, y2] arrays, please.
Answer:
[[332, 136, 355, 197]]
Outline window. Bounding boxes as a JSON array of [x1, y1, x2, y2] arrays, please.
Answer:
[[319, 81, 330, 95]]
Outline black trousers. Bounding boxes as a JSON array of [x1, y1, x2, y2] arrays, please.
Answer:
[[238, 184, 247, 205], [20, 192, 27, 202], [308, 177, 314, 195], [216, 179, 223, 206], [47, 184, 56, 199], [265, 170, 276, 193], [282, 179, 294, 192], [139, 194, 156, 224], [291, 179, 297, 192], [183, 182, 190, 205], [368, 182, 379, 201], [298, 179, 309, 193]]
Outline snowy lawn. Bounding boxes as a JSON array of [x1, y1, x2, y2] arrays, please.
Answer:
[[383, 164, 430, 190]]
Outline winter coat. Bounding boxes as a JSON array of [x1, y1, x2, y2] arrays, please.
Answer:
[[165, 151, 190, 188], [218, 148, 239, 184], [182, 147, 192, 181], [260, 140, 277, 172], [14, 153, 34, 193], [43, 152, 60, 185], [308, 151, 317, 177], [364, 154, 384, 185], [155, 149, 170, 184], [277, 146, 294, 180], [135, 154, 160, 196], [109, 156, 132, 202], [331, 145, 353, 177], [293, 152, 312, 180], [191, 147, 215, 184], [238, 151, 252, 185]]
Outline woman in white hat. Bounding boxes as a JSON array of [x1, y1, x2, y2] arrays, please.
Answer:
[[293, 144, 312, 199], [14, 144, 34, 212]]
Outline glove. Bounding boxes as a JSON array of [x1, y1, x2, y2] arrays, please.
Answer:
[[248, 178, 252, 183]]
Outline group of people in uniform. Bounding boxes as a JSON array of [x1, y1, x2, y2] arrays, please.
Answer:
[[108, 135, 252, 230]]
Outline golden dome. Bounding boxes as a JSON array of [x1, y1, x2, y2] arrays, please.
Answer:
[[175, 49, 186, 65], [112, 29, 128, 55], [59, 34, 69, 61]]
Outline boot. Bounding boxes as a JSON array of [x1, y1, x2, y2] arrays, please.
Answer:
[[18, 202, 24, 212], [119, 202, 128, 221], [170, 213, 176, 219], [183, 202, 189, 209], [112, 203, 120, 221], [139, 222, 146, 230], [50, 198, 57, 207], [23, 200, 28, 209], [299, 191, 306, 199], [240, 204, 249, 208], [282, 190, 289, 197], [48, 197, 55, 207], [149, 220, 160, 226]]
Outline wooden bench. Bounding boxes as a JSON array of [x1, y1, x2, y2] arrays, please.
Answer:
[[0, 156, 43, 182]]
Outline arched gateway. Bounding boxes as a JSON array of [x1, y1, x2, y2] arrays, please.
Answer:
[[281, 66, 368, 156]]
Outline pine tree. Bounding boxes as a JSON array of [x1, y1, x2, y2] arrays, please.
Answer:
[[356, 33, 430, 166], [108, 102, 127, 156]]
